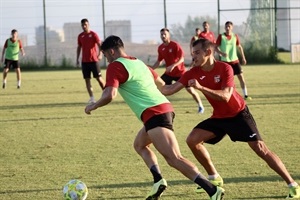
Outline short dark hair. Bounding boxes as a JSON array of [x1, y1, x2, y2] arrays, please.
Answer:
[[192, 38, 214, 50], [81, 18, 89, 24], [195, 28, 200, 31], [11, 29, 17, 34], [202, 21, 209, 25], [101, 35, 124, 51], [160, 28, 169, 32], [225, 21, 233, 26]]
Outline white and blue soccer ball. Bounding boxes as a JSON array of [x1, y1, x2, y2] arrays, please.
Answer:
[[62, 179, 88, 200]]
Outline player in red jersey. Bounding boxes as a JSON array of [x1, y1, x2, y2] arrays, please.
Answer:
[[199, 21, 215, 43], [161, 38, 300, 199], [216, 21, 251, 100], [152, 28, 204, 114], [76, 18, 105, 104], [85, 35, 225, 200]]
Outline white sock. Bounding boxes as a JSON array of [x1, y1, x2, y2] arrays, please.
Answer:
[[288, 182, 299, 187], [17, 80, 21, 86], [3, 80, 6, 84], [242, 88, 248, 96], [208, 174, 220, 180]]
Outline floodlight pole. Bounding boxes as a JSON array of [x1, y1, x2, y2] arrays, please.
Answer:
[[43, 0, 48, 67], [164, 0, 167, 28]]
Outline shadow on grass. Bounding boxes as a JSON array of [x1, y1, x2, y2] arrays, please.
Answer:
[[2, 175, 298, 198]]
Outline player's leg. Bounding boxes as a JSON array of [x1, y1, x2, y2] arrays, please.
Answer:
[[186, 128, 219, 176], [82, 63, 94, 103], [149, 126, 223, 198], [92, 62, 105, 90], [186, 86, 204, 113], [14, 61, 21, 88], [2, 60, 10, 88]]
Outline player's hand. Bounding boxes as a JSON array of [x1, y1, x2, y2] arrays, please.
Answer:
[[188, 79, 201, 90], [166, 65, 174, 73], [241, 58, 247, 65], [76, 61, 80, 68]]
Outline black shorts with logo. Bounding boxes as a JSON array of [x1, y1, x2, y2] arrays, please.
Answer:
[[194, 106, 262, 144], [81, 62, 101, 79], [226, 62, 242, 75], [4, 59, 20, 69], [144, 112, 175, 132]]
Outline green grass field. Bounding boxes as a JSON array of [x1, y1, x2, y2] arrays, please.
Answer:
[[0, 64, 299, 200]]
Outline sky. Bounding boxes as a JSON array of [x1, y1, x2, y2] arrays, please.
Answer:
[[0, 0, 299, 46]]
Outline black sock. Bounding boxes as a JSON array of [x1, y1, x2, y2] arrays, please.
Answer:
[[150, 165, 163, 183], [194, 174, 217, 196]]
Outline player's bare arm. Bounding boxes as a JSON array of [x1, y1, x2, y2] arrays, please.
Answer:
[[166, 56, 184, 73], [154, 76, 165, 91], [161, 81, 185, 96], [188, 79, 233, 102], [97, 43, 102, 60], [238, 45, 247, 65], [152, 60, 162, 69], [85, 86, 118, 114], [76, 45, 81, 66]]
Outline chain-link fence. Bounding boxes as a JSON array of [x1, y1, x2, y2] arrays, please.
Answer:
[[0, 0, 299, 67]]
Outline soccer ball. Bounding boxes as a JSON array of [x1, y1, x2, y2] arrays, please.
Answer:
[[62, 179, 88, 200]]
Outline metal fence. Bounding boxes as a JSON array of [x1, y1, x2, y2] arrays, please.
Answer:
[[0, 0, 299, 67]]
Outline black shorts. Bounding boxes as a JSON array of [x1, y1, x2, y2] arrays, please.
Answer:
[[4, 59, 19, 69], [81, 62, 102, 79], [161, 74, 180, 85], [144, 112, 175, 132], [194, 106, 262, 144], [226, 62, 242, 75]]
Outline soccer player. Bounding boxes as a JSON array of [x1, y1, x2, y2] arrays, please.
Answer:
[[190, 28, 201, 56], [85, 35, 225, 200], [76, 18, 105, 104], [199, 21, 216, 43], [1, 29, 25, 89], [152, 28, 204, 114], [161, 38, 300, 199], [216, 21, 251, 100]]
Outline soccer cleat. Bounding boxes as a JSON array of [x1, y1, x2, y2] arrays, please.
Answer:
[[286, 185, 300, 199], [196, 176, 223, 193], [210, 186, 225, 200], [198, 106, 205, 114], [146, 178, 167, 200], [244, 95, 252, 100], [2, 83, 5, 89], [17, 85, 20, 89]]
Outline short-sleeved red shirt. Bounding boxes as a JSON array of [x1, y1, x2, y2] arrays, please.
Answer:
[[178, 61, 245, 118], [199, 31, 216, 43], [157, 41, 186, 77], [77, 31, 101, 62], [106, 56, 173, 123]]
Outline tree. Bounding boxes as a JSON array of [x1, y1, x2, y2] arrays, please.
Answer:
[[170, 15, 218, 43]]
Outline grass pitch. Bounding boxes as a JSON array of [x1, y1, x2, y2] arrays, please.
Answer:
[[0, 64, 299, 200]]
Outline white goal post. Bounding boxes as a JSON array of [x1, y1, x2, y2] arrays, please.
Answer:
[[291, 44, 300, 63]]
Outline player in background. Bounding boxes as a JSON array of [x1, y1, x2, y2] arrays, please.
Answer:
[[85, 35, 225, 200], [216, 21, 251, 100], [190, 28, 201, 57], [1, 29, 25, 89], [161, 38, 300, 199], [152, 28, 204, 114], [76, 18, 105, 104]]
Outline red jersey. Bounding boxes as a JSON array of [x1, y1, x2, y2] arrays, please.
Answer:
[[216, 33, 241, 64], [199, 31, 216, 43], [106, 56, 173, 123], [178, 61, 245, 118], [77, 30, 101, 62], [157, 41, 186, 77]]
